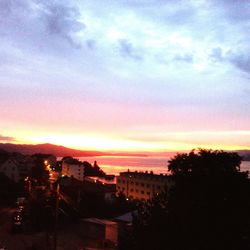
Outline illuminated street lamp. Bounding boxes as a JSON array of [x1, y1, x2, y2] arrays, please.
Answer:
[[44, 160, 51, 171]]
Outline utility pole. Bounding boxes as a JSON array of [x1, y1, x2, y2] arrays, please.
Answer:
[[54, 182, 60, 250], [46, 182, 59, 250]]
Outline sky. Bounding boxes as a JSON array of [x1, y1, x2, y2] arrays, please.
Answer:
[[0, 0, 250, 152]]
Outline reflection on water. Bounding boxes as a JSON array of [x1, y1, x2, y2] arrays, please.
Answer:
[[78, 156, 250, 176], [79, 156, 169, 175]]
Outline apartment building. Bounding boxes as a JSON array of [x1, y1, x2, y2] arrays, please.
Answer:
[[62, 157, 85, 181], [116, 171, 174, 201]]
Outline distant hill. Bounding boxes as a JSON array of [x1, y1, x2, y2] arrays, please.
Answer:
[[0, 143, 105, 157], [236, 150, 250, 161], [0, 143, 147, 157]]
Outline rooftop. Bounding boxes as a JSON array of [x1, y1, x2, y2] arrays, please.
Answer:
[[119, 170, 171, 180]]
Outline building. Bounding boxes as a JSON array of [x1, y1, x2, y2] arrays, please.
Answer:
[[80, 218, 118, 248], [62, 157, 85, 181], [31, 154, 57, 170], [0, 158, 21, 182], [116, 171, 174, 201]]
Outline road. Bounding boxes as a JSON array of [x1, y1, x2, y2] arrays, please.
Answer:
[[0, 206, 46, 250]]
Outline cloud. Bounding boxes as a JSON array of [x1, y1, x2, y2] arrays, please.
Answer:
[[174, 54, 193, 63], [41, 1, 84, 47], [1, 0, 250, 147], [86, 39, 96, 50], [0, 135, 15, 142], [228, 51, 250, 74], [0, 0, 85, 51], [118, 39, 143, 60], [210, 0, 250, 23]]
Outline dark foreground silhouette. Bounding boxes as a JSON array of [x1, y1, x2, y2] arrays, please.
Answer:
[[132, 149, 250, 250]]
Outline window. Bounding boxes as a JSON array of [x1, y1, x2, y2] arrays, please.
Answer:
[[147, 192, 150, 195], [130, 188, 134, 192], [135, 182, 138, 186], [141, 190, 144, 194], [141, 183, 145, 187], [146, 184, 150, 188]]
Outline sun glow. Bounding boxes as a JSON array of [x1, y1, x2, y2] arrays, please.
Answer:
[[4, 129, 250, 153]]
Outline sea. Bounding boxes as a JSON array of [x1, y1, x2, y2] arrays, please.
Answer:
[[77, 156, 250, 176]]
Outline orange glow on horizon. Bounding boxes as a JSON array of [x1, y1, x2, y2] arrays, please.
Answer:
[[4, 130, 250, 153]]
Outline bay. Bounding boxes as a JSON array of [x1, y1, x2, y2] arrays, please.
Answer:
[[77, 156, 250, 176]]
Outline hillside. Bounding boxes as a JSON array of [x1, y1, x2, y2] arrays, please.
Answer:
[[0, 143, 105, 157], [0, 143, 148, 157], [237, 150, 250, 161]]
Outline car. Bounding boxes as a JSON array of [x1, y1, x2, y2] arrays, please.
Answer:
[[15, 197, 27, 210], [11, 211, 23, 233]]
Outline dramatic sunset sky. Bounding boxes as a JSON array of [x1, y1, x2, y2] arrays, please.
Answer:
[[0, 0, 250, 152]]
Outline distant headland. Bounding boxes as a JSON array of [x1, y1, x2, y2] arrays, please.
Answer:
[[0, 143, 149, 157]]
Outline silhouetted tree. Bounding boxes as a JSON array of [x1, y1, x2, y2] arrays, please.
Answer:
[[83, 161, 105, 176], [31, 158, 49, 184], [0, 173, 19, 206], [133, 149, 250, 250]]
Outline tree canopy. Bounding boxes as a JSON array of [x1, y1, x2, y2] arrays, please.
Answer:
[[168, 149, 242, 176], [133, 149, 250, 250]]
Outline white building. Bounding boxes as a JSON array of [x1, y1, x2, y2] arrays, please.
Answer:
[[62, 157, 84, 181]]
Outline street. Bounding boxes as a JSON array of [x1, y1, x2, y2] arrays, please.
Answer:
[[0, 206, 46, 249]]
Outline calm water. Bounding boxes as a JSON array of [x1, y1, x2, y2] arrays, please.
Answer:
[[78, 156, 250, 176]]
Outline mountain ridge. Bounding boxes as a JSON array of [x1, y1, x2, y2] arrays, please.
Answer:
[[0, 143, 148, 157]]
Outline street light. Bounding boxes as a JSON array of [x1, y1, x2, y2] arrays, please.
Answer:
[[25, 177, 31, 194]]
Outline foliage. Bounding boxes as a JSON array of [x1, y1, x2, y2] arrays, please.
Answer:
[[0, 173, 20, 206], [168, 149, 242, 176], [133, 149, 250, 250], [83, 160, 106, 177], [79, 191, 136, 218], [31, 158, 49, 184]]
